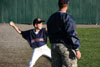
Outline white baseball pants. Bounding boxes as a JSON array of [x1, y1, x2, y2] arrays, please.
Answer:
[[28, 45, 51, 67]]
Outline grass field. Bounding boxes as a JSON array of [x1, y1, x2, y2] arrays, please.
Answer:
[[47, 28, 100, 67], [75, 28, 100, 67]]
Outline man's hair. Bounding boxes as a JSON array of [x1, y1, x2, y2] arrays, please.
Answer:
[[58, 0, 70, 9]]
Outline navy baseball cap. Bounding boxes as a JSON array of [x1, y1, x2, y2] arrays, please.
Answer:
[[59, 0, 69, 4], [33, 18, 45, 26]]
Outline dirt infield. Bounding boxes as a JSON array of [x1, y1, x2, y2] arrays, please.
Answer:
[[0, 23, 51, 67], [77, 24, 100, 28]]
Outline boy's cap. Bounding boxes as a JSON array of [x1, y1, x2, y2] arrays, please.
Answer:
[[59, 0, 69, 4], [33, 18, 45, 26]]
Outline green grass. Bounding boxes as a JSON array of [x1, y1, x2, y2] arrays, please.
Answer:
[[77, 28, 100, 67], [47, 28, 100, 67]]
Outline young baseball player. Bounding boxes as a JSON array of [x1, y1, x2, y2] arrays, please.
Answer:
[[10, 18, 51, 67]]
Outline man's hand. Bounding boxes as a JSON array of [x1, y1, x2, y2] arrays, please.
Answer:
[[76, 50, 81, 59]]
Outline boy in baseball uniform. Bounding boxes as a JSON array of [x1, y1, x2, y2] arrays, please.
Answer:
[[10, 18, 51, 67]]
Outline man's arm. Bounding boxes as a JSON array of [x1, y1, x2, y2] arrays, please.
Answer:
[[9, 21, 22, 34], [64, 15, 81, 59], [66, 21, 81, 59]]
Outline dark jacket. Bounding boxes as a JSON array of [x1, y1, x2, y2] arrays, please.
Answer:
[[47, 11, 80, 50]]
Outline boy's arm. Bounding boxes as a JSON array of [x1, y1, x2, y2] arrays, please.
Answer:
[[10, 21, 22, 34]]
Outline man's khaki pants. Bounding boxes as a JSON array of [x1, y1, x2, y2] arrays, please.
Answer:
[[51, 43, 77, 67]]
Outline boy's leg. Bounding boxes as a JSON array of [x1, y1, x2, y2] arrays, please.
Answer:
[[42, 45, 51, 58], [28, 48, 42, 67]]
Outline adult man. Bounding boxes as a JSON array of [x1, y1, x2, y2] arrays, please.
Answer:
[[10, 18, 51, 67], [47, 0, 81, 67]]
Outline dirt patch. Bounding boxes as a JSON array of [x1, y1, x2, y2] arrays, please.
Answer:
[[0, 23, 51, 67], [77, 24, 100, 28]]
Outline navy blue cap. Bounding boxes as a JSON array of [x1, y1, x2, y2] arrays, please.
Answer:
[[59, 0, 69, 4], [33, 18, 45, 26]]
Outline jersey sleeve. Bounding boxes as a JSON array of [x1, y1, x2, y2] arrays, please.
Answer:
[[64, 14, 80, 50], [21, 30, 30, 40]]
